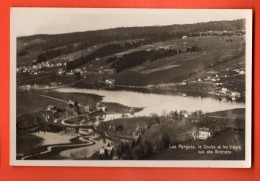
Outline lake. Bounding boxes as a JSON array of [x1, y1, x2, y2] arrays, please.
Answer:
[[56, 87, 245, 116]]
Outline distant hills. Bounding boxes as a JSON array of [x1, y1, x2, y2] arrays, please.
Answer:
[[18, 19, 245, 51], [16, 18, 246, 89]]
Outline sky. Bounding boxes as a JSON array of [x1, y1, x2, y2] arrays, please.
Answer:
[[11, 8, 251, 37]]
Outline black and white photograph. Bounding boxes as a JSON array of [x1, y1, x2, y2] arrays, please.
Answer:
[[10, 8, 252, 167]]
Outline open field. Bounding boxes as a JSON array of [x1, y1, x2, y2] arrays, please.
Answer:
[[17, 92, 67, 115], [16, 133, 44, 155], [206, 108, 245, 118], [114, 36, 244, 86]]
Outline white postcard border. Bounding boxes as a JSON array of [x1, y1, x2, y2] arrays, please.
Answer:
[[10, 8, 252, 168]]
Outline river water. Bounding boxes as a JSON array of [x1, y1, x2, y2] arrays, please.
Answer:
[[55, 87, 245, 116], [26, 87, 244, 160]]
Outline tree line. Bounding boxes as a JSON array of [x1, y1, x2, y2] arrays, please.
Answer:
[[65, 41, 144, 70], [19, 19, 245, 58], [110, 46, 201, 72]]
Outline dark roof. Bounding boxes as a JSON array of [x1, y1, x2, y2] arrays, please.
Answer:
[[199, 127, 210, 132]]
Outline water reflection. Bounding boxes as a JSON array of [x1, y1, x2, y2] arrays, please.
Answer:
[[59, 133, 111, 159], [33, 129, 77, 145], [56, 88, 245, 115]]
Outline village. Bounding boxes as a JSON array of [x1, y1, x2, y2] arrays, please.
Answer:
[[16, 19, 246, 161], [16, 90, 243, 160], [17, 58, 245, 102]]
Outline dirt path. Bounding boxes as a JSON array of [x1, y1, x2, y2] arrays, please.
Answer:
[[39, 95, 67, 103]]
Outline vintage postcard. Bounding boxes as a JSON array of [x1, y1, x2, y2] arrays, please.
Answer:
[[10, 8, 252, 167]]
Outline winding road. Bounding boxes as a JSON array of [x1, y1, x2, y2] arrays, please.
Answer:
[[21, 127, 96, 160], [20, 112, 118, 160]]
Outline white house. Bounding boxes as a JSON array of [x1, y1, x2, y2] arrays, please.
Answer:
[[84, 106, 90, 113], [67, 100, 75, 106], [180, 110, 189, 118], [99, 148, 105, 155], [182, 36, 188, 39], [46, 105, 57, 113], [105, 79, 115, 85], [230, 91, 241, 101], [96, 103, 107, 112], [198, 127, 211, 140], [239, 70, 245, 75], [215, 83, 222, 86], [221, 87, 228, 94]]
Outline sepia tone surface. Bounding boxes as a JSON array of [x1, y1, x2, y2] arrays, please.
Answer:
[[10, 8, 252, 167]]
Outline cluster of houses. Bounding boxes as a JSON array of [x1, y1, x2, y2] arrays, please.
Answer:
[[42, 101, 108, 124], [99, 142, 119, 160], [64, 67, 116, 79], [18, 82, 62, 91], [180, 66, 245, 101], [220, 87, 241, 100], [99, 68, 116, 75], [65, 100, 107, 114], [17, 61, 67, 75], [233, 68, 245, 75], [105, 78, 115, 86]]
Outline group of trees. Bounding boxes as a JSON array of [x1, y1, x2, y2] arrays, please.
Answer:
[[20, 18, 245, 64], [186, 46, 202, 53], [30, 19, 244, 65], [17, 50, 28, 57], [99, 136, 153, 160], [188, 30, 245, 38], [36, 44, 76, 63], [98, 109, 209, 160], [36, 40, 104, 64], [110, 46, 201, 72], [93, 41, 144, 58], [65, 41, 144, 70]]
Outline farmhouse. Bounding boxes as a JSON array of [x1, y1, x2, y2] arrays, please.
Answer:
[[66, 71, 74, 76], [58, 69, 64, 75], [22, 85, 32, 90], [99, 148, 105, 155], [198, 127, 211, 140], [46, 105, 57, 113], [230, 91, 241, 100], [84, 106, 90, 113], [221, 87, 228, 94], [96, 103, 107, 112], [215, 83, 222, 86], [105, 79, 115, 85], [74, 69, 81, 73], [102, 69, 116, 74], [67, 100, 75, 106], [50, 82, 61, 86], [231, 91, 241, 97], [180, 110, 189, 118], [181, 80, 188, 85], [182, 36, 188, 39], [239, 70, 245, 75]]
